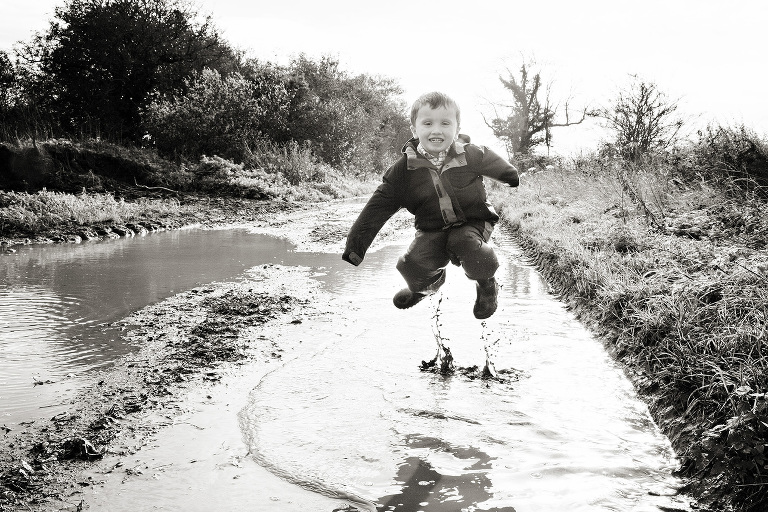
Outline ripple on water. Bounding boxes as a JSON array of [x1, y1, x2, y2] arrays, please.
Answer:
[[1, 229, 691, 511], [0, 228, 339, 426], [238, 243, 691, 511]]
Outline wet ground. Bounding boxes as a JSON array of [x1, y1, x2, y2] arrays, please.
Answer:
[[1, 227, 317, 428], [0, 202, 692, 511]]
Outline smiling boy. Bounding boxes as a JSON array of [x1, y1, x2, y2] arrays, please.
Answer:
[[343, 91, 519, 319]]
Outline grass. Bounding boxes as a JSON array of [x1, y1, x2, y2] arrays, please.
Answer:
[[0, 139, 379, 239], [492, 153, 768, 512], [0, 189, 181, 234]]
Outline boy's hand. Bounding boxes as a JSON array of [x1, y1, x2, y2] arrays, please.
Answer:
[[342, 251, 363, 266]]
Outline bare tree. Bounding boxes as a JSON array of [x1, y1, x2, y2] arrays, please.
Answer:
[[599, 77, 683, 161], [484, 58, 590, 157]]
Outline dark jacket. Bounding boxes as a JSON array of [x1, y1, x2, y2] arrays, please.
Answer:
[[343, 137, 519, 265]]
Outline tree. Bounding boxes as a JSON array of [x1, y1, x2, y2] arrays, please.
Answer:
[[238, 59, 295, 143], [485, 59, 589, 156], [143, 68, 273, 161], [0, 50, 53, 141], [283, 54, 407, 171], [599, 77, 683, 161], [0, 51, 15, 110], [0, 51, 20, 139], [17, 0, 239, 141]]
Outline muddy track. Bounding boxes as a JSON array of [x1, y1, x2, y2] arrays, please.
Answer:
[[0, 198, 388, 511]]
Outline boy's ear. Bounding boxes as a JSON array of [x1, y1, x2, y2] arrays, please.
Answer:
[[409, 125, 417, 138]]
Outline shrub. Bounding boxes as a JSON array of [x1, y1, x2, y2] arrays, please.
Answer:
[[243, 138, 330, 186], [675, 125, 768, 198], [189, 155, 286, 199], [282, 55, 408, 173], [143, 69, 283, 162]]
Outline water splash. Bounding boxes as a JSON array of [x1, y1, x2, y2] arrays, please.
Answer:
[[419, 299, 525, 385], [419, 295, 454, 375], [481, 320, 499, 378]]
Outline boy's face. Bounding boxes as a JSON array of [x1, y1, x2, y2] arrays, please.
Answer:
[[410, 105, 459, 155]]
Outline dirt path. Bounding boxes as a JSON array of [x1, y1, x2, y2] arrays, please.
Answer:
[[0, 199, 410, 512]]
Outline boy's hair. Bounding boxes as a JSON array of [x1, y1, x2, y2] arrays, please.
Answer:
[[410, 92, 461, 127]]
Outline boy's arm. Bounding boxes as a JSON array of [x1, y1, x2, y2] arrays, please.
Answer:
[[342, 175, 401, 266], [467, 145, 519, 187]]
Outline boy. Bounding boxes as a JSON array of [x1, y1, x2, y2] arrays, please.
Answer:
[[342, 92, 519, 319]]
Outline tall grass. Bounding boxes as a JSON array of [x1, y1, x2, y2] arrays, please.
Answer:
[[494, 149, 768, 511]]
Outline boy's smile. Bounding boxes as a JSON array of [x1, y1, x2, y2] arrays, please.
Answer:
[[410, 105, 460, 156]]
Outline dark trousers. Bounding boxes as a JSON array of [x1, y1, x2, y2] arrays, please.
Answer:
[[396, 220, 499, 293]]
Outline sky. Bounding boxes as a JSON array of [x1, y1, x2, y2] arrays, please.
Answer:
[[2, 0, 767, 157]]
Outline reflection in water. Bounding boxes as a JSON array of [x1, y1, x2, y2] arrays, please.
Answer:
[[239, 238, 691, 512], [0, 227, 335, 427], [1, 226, 690, 511], [377, 435, 517, 512]]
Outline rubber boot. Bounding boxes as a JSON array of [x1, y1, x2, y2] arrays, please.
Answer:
[[393, 270, 446, 309], [473, 277, 498, 319]]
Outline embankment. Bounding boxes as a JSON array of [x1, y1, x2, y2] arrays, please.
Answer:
[[495, 169, 768, 512]]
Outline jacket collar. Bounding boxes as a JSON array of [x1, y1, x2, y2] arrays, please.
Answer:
[[403, 136, 468, 170]]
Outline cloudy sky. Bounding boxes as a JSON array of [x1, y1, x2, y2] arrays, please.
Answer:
[[2, 0, 766, 156]]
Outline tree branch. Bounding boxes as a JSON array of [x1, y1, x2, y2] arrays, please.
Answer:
[[134, 176, 179, 194]]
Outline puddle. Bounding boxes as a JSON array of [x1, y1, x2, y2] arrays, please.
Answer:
[[235, 237, 690, 511], [0, 227, 336, 427], [2, 226, 691, 511]]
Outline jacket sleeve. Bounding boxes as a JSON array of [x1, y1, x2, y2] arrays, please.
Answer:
[[342, 168, 403, 266], [467, 145, 520, 187]]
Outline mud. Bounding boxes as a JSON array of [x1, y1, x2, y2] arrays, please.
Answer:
[[0, 199, 381, 511], [0, 200, 426, 511]]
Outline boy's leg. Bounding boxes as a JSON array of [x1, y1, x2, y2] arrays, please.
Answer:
[[445, 221, 499, 280], [446, 221, 500, 319], [393, 230, 449, 308]]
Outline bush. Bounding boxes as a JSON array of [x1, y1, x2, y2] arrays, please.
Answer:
[[142, 56, 409, 175], [189, 155, 286, 199], [675, 125, 768, 198], [243, 138, 338, 186], [143, 69, 278, 162], [282, 55, 407, 173]]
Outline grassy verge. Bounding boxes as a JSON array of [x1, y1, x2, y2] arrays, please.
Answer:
[[492, 156, 768, 511], [0, 190, 182, 234], [0, 140, 378, 244]]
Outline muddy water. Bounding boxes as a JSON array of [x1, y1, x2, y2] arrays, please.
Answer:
[[236, 234, 691, 511], [0, 227, 330, 427], [2, 226, 690, 511]]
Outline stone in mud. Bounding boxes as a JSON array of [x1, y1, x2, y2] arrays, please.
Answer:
[[138, 221, 164, 232], [126, 223, 148, 236], [94, 226, 120, 239], [61, 437, 105, 461], [77, 228, 99, 241], [110, 225, 134, 237]]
